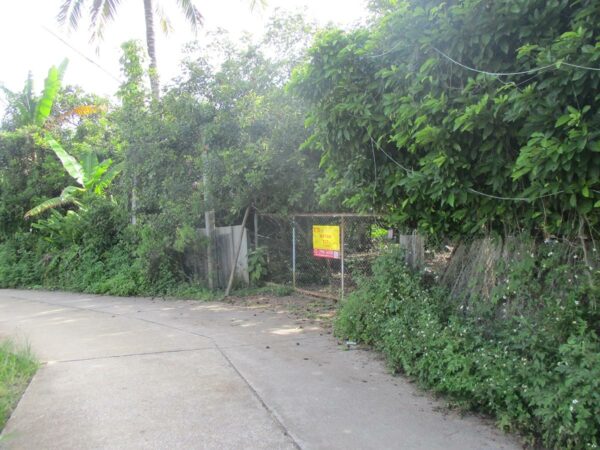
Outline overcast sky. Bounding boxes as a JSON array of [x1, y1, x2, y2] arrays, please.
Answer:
[[0, 0, 368, 105]]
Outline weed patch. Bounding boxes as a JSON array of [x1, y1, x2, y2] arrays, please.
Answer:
[[0, 341, 37, 431]]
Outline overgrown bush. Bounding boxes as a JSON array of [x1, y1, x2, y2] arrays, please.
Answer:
[[335, 247, 600, 449], [0, 199, 172, 297]]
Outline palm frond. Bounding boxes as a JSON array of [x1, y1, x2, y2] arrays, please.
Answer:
[[57, 0, 87, 29], [249, 0, 267, 12], [89, 0, 122, 42], [155, 3, 174, 35], [175, 0, 203, 32]]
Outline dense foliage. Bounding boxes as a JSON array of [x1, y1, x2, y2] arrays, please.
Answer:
[[0, 13, 321, 295], [292, 0, 600, 239], [336, 248, 600, 448]]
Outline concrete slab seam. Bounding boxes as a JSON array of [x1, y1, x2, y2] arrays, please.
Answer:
[[4, 294, 304, 449], [48, 346, 217, 364]]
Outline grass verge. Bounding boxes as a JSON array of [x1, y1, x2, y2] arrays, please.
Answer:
[[0, 341, 37, 431]]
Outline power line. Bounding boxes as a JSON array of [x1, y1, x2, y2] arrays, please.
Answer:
[[369, 135, 569, 202], [369, 136, 413, 174], [431, 47, 556, 76], [367, 40, 404, 59], [368, 42, 600, 75], [561, 61, 600, 72], [467, 187, 565, 202], [432, 46, 600, 76], [41, 25, 121, 83]]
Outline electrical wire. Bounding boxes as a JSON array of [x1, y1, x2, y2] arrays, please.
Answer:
[[41, 25, 120, 82], [369, 136, 413, 174], [368, 42, 600, 74], [432, 46, 600, 76], [431, 46, 556, 76], [467, 187, 565, 202], [369, 135, 569, 202], [367, 40, 405, 59]]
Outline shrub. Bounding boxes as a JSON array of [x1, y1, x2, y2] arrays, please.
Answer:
[[335, 248, 600, 449]]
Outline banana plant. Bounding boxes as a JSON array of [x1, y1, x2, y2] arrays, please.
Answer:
[[24, 137, 122, 219], [1, 60, 67, 128]]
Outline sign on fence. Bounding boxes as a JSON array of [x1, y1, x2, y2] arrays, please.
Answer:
[[312, 225, 340, 259]]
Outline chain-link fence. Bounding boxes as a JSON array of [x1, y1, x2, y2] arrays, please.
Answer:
[[256, 213, 399, 300], [181, 210, 429, 299], [253, 214, 293, 286]]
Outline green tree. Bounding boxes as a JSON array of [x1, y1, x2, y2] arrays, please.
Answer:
[[177, 17, 321, 221], [292, 0, 600, 241]]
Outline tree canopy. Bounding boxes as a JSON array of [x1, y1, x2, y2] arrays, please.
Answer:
[[292, 0, 600, 240]]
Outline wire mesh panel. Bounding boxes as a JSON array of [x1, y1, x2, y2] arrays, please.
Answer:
[[293, 215, 342, 298], [255, 214, 294, 286], [293, 214, 386, 299], [343, 215, 389, 290]]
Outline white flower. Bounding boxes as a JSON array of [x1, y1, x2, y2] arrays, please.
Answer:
[[572, 399, 579, 404]]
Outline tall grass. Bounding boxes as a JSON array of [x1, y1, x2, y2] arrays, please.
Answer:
[[0, 341, 37, 431]]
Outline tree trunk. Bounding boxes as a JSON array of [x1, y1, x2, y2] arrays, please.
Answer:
[[143, 0, 160, 100]]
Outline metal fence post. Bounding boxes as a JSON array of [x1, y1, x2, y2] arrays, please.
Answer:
[[340, 216, 345, 302], [292, 217, 296, 289]]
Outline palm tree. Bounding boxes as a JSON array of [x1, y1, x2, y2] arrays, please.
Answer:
[[57, 0, 204, 99]]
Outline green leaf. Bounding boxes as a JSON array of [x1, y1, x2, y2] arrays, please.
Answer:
[[447, 192, 455, 207], [34, 66, 61, 126], [24, 186, 83, 219], [582, 186, 590, 198], [46, 137, 84, 186], [555, 114, 570, 128], [95, 162, 122, 195]]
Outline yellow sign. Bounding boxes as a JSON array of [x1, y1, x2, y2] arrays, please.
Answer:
[[313, 225, 340, 259]]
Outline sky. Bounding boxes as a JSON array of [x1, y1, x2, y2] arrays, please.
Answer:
[[0, 0, 368, 106]]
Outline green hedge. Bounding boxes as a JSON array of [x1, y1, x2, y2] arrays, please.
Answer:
[[335, 249, 600, 449]]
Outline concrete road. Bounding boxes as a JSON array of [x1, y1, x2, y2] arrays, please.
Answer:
[[0, 289, 521, 450]]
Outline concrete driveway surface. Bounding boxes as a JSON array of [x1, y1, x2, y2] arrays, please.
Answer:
[[0, 289, 522, 449]]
